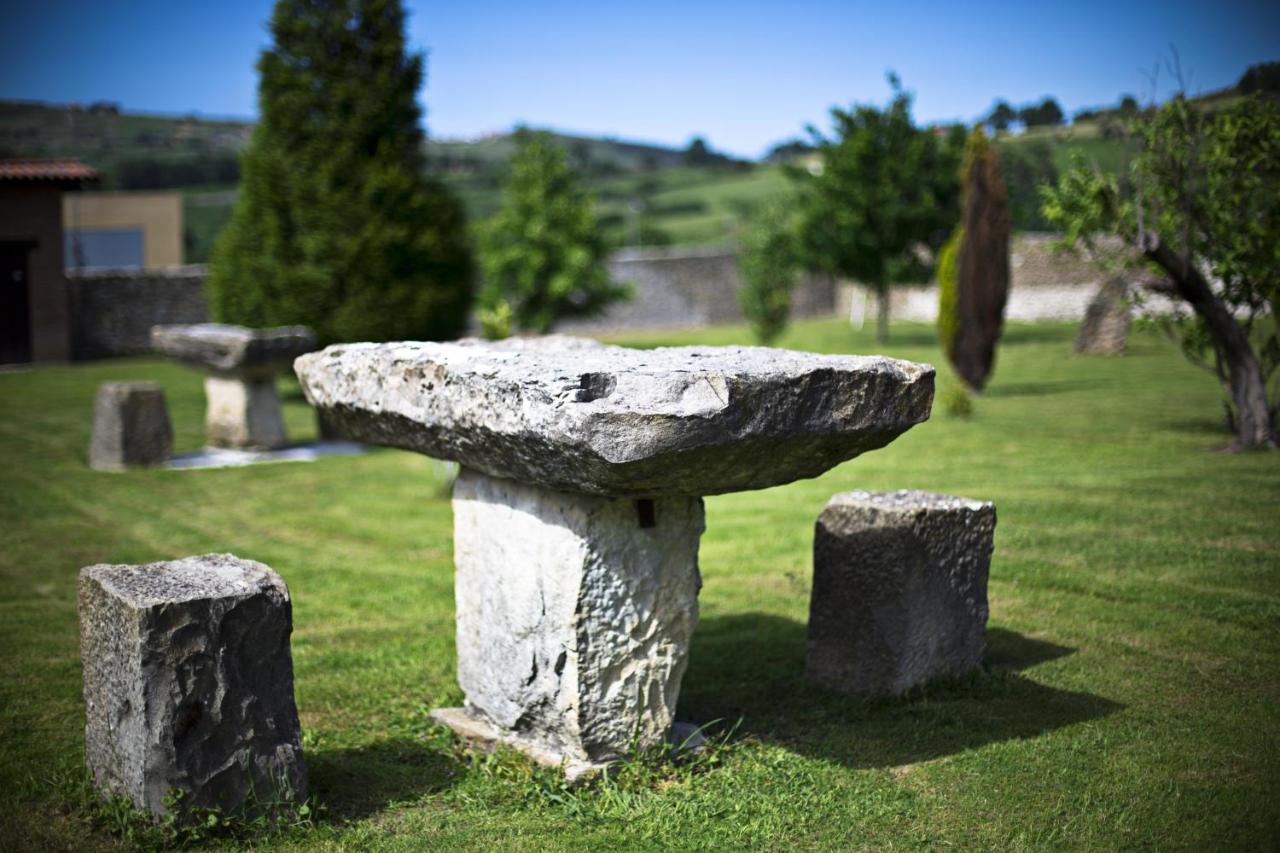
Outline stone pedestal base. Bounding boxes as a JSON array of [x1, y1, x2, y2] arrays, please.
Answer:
[[205, 374, 286, 449], [449, 469, 704, 767], [431, 707, 610, 784]]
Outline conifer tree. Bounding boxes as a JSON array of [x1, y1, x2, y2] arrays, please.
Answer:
[[477, 129, 626, 336], [948, 128, 1010, 391], [209, 0, 472, 344]]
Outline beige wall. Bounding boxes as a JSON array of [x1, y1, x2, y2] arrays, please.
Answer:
[[63, 191, 183, 267]]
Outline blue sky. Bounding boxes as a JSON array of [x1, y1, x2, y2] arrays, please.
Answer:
[[2, 0, 1277, 157]]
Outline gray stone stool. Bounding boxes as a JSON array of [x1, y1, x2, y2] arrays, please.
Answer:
[[151, 324, 316, 449], [79, 553, 307, 816], [89, 381, 173, 471], [806, 490, 995, 698]]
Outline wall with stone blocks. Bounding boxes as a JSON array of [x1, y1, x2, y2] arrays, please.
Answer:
[[559, 246, 837, 333], [68, 266, 209, 360]]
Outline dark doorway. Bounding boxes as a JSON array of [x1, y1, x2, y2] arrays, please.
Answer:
[[1, 240, 33, 364]]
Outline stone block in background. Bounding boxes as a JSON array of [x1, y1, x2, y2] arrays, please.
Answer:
[[79, 553, 306, 815], [807, 490, 995, 698], [1075, 277, 1131, 355], [89, 381, 172, 471]]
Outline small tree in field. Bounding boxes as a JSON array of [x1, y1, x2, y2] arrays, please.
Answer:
[[477, 129, 627, 337], [793, 78, 963, 343], [948, 128, 1011, 391], [209, 0, 472, 344], [1042, 93, 1279, 449], [739, 201, 799, 345]]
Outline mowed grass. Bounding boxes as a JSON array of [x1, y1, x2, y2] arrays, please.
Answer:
[[1, 320, 1277, 850]]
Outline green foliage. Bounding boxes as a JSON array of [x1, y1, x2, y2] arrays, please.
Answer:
[[792, 77, 964, 340], [477, 129, 628, 335], [1018, 97, 1065, 128], [738, 201, 799, 344], [208, 0, 473, 344], [995, 139, 1057, 230], [941, 383, 973, 417], [1042, 93, 1280, 438], [936, 226, 962, 353]]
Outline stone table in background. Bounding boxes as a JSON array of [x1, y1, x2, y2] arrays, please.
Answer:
[[89, 381, 172, 471], [295, 336, 935, 780], [806, 490, 995, 698], [152, 323, 316, 449], [79, 553, 307, 815]]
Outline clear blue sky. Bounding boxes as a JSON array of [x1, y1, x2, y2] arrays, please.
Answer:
[[2, 0, 1277, 158]]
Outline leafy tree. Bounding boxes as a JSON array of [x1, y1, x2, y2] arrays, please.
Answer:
[[792, 78, 964, 342], [1019, 97, 1065, 128], [739, 201, 799, 345], [1041, 94, 1279, 449], [935, 226, 962, 355], [997, 139, 1057, 229], [949, 128, 1011, 391], [477, 129, 627, 336], [208, 0, 472, 344], [987, 100, 1017, 134], [1237, 61, 1280, 95]]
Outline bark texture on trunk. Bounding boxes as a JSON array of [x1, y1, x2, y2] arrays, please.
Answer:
[[1141, 231, 1277, 449]]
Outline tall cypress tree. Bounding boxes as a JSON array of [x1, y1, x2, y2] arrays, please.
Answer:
[[209, 0, 472, 344]]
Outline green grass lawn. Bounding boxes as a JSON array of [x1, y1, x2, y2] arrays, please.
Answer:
[[1, 320, 1277, 850]]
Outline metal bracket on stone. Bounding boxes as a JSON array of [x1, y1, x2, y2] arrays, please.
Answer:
[[295, 335, 935, 777], [152, 323, 317, 450]]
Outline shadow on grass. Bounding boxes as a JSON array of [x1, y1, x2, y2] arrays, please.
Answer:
[[983, 379, 1105, 398], [678, 614, 1121, 770], [306, 737, 459, 821]]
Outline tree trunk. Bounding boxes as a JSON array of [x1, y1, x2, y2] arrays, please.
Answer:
[[1141, 231, 1277, 449], [875, 282, 890, 344]]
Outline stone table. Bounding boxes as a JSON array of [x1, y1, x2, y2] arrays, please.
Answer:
[[152, 323, 316, 449], [295, 335, 934, 779]]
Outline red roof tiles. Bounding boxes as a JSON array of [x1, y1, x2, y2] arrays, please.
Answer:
[[0, 159, 99, 183]]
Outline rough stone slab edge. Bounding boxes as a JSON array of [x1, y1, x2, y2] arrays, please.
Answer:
[[430, 708, 609, 786]]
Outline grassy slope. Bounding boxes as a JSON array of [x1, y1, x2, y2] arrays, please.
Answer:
[[1, 319, 1277, 849]]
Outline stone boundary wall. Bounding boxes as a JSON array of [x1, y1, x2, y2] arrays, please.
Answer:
[[62, 235, 1154, 359], [68, 266, 209, 360], [559, 246, 836, 333]]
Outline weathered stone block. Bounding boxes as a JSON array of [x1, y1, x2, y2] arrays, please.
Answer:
[[204, 375, 286, 450], [441, 468, 703, 770], [294, 335, 935, 497], [79, 554, 306, 815], [1075, 277, 1131, 355], [807, 490, 994, 697], [89, 381, 172, 471]]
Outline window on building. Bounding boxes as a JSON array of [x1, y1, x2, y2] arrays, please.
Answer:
[[64, 228, 144, 270]]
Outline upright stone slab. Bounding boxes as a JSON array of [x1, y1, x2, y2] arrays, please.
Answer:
[[807, 490, 995, 698], [79, 554, 307, 815], [1075, 277, 1131, 355], [152, 324, 316, 449], [441, 469, 703, 777], [295, 336, 935, 775], [89, 381, 173, 471]]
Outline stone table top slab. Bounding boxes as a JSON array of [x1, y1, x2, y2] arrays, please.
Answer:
[[295, 336, 934, 496], [151, 323, 316, 374]]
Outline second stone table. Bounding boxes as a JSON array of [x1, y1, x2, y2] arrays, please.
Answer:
[[294, 335, 935, 778], [153, 323, 317, 449]]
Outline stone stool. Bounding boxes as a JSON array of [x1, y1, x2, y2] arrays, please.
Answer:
[[151, 324, 316, 449], [89, 381, 173, 471], [79, 553, 307, 815], [806, 490, 995, 698], [295, 335, 935, 779]]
